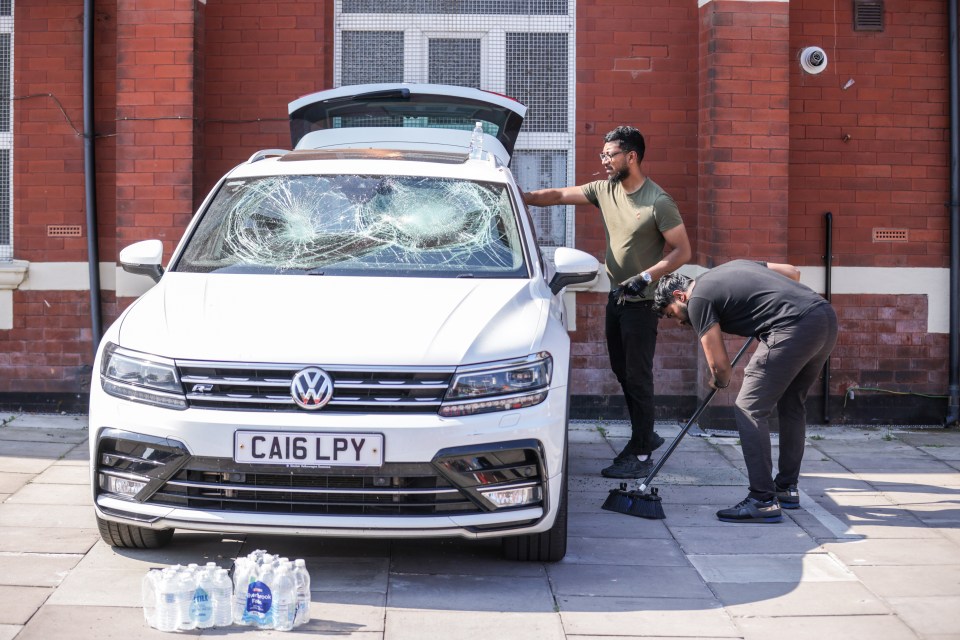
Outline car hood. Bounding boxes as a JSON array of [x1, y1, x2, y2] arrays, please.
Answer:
[[116, 273, 548, 366]]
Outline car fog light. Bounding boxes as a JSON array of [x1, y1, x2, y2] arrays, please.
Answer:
[[99, 474, 147, 497], [479, 485, 541, 508]]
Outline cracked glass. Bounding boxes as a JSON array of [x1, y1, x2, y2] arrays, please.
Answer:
[[175, 175, 529, 278]]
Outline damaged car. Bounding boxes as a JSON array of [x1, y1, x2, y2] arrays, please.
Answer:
[[89, 84, 599, 562]]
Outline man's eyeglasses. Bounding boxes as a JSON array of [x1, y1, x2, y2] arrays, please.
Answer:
[[599, 151, 625, 162]]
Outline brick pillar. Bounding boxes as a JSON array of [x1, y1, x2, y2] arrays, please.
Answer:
[[698, 0, 790, 266], [115, 0, 200, 281]]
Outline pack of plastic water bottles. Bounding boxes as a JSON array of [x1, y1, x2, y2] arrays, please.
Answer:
[[141, 550, 311, 632]]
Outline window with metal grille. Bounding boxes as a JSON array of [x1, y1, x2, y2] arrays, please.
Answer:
[[0, 4, 11, 259], [335, 0, 575, 250]]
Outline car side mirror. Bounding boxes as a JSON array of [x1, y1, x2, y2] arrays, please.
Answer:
[[549, 247, 599, 295], [120, 239, 165, 283]]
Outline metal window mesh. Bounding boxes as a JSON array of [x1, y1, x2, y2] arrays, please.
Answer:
[[342, 0, 567, 15], [506, 33, 567, 133], [429, 39, 481, 88], [0, 2, 9, 17], [0, 18, 10, 258], [336, 2, 574, 248], [341, 31, 405, 86]]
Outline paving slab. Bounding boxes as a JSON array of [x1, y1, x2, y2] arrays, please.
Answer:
[[387, 573, 555, 612], [388, 539, 543, 577], [81, 535, 244, 570], [0, 527, 99, 554], [6, 482, 91, 505], [14, 604, 182, 640], [823, 537, 960, 566], [885, 595, 960, 636], [849, 564, 960, 598], [0, 585, 53, 624], [0, 414, 88, 430], [568, 510, 673, 539], [0, 426, 88, 444], [0, 503, 96, 529], [0, 552, 83, 587], [385, 610, 563, 640], [29, 463, 90, 485], [0, 472, 30, 494], [301, 590, 385, 633], [547, 563, 714, 599], [0, 624, 18, 640], [669, 523, 821, 555], [688, 552, 856, 584], [710, 580, 891, 616], [563, 535, 688, 566], [557, 595, 740, 637], [0, 440, 76, 461], [732, 613, 920, 640]]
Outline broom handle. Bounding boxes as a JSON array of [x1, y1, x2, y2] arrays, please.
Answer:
[[636, 336, 755, 493]]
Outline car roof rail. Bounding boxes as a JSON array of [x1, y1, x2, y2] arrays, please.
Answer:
[[246, 149, 289, 164]]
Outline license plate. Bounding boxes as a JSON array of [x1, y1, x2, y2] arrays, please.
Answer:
[[234, 431, 383, 467]]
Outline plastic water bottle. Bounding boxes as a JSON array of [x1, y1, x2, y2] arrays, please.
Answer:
[[273, 563, 297, 631], [293, 558, 311, 626], [469, 121, 484, 159], [155, 568, 181, 632], [193, 566, 216, 629], [141, 569, 161, 628], [177, 567, 198, 631], [212, 568, 234, 627], [251, 558, 276, 629], [233, 557, 254, 625]]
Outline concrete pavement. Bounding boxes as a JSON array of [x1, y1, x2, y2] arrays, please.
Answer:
[[0, 412, 957, 639]]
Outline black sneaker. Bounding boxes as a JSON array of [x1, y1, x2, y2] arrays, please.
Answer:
[[716, 496, 782, 523], [601, 456, 653, 479], [775, 484, 800, 509], [614, 433, 666, 461]]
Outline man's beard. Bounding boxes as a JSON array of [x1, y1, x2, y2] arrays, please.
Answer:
[[607, 166, 629, 184]]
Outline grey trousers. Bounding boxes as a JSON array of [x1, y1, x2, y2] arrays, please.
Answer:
[[734, 303, 839, 500]]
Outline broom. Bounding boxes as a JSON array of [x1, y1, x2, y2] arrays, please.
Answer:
[[601, 336, 755, 519]]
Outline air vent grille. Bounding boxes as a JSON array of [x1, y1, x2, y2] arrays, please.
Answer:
[[873, 228, 908, 243], [853, 0, 884, 32], [47, 225, 82, 237]]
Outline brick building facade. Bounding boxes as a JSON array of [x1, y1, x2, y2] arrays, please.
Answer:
[[1, 0, 955, 425]]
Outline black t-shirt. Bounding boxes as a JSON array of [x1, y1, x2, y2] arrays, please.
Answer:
[[687, 260, 828, 339]]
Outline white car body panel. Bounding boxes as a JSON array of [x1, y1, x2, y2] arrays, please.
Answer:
[[90, 84, 598, 558]]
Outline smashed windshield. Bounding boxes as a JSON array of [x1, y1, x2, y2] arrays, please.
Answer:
[[175, 175, 528, 277]]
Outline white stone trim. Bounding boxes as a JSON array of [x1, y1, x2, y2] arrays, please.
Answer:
[[0, 260, 27, 329], [0, 261, 952, 334], [699, 0, 788, 6]]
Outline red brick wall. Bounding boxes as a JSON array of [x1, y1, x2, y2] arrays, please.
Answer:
[[198, 0, 333, 199], [571, 0, 700, 399], [788, 0, 950, 268]]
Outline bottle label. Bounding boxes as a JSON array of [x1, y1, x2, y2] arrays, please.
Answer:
[[192, 587, 212, 624], [245, 581, 273, 621]]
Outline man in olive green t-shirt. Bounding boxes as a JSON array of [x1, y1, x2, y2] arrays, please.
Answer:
[[524, 126, 691, 478]]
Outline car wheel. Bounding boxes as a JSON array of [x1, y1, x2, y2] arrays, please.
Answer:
[[501, 470, 568, 562], [96, 515, 174, 549]]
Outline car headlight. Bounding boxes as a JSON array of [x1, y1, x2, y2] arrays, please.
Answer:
[[100, 343, 187, 410], [439, 352, 552, 417]]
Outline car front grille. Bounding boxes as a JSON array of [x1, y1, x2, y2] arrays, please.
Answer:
[[152, 459, 482, 515], [177, 361, 455, 413], [96, 433, 548, 518]]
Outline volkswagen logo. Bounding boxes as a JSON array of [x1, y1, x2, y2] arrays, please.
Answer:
[[290, 367, 334, 410]]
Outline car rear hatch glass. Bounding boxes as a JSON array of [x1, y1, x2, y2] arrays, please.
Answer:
[[288, 84, 526, 157]]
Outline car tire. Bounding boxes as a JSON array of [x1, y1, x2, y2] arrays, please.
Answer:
[[96, 515, 174, 549], [501, 468, 568, 563]]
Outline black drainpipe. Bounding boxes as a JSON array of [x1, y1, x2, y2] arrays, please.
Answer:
[[823, 211, 832, 423], [83, 0, 102, 357], [948, 0, 960, 427]]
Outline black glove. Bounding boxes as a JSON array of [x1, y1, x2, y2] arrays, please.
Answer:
[[614, 273, 649, 305]]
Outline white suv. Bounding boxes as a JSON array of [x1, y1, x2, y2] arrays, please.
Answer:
[[89, 84, 599, 562]]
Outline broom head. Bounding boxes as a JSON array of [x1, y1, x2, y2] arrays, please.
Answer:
[[601, 483, 666, 519]]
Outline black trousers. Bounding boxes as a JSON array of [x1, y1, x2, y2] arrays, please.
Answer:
[[605, 294, 659, 455], [736, 304, 839, 500]]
